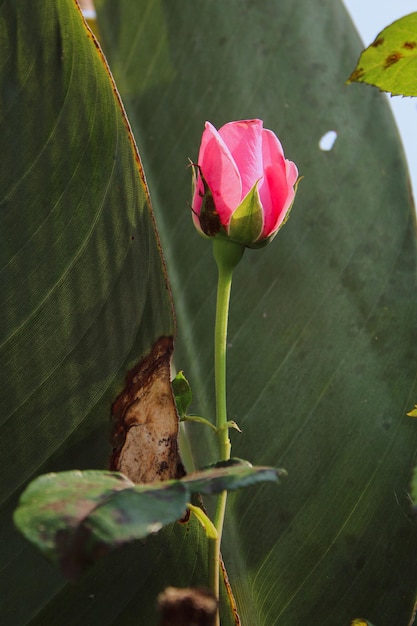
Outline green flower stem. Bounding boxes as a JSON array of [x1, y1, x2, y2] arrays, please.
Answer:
[[212, 239, 245, 458], [210, 238, 244, 623], [209, 490, 228, 623]]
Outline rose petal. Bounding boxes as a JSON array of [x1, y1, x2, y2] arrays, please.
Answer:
[[198, 122, 242, 226], [259, 129, 298, 238], [282, 160, 298, 213], [218, 119, 264, 198]]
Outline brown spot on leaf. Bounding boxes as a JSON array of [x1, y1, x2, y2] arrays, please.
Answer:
[[348, 67, 365, 82], [403, 41, 417, 50], [110, 337, 184, 484], [384, 51, 404, 68], [371, 37, 384, 47]]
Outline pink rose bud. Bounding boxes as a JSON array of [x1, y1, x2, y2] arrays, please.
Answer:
[[191, 119, 299, 248]]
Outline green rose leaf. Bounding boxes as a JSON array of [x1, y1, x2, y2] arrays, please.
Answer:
[[172, 371, 193, 417], [182, 460, 286, 495], [348, 12, 417, 96], [13, 470, 189, 578], [14, 462, 283, 578]]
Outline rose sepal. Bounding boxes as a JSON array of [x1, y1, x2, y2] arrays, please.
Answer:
[[190, 162, 225, 239], [227, 180, 264, 245]]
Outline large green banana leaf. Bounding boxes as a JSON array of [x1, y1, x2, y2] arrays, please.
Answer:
[[1, 0, 417, 625], [0, 2, 215, 625], [94, 1, 417, 625]]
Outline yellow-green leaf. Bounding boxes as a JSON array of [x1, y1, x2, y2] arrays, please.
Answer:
[[348, 13, 417, 96]]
